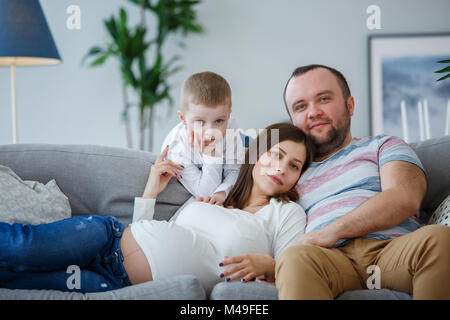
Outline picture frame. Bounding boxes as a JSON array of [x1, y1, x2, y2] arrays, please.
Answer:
[[368, 33, 450, 143]]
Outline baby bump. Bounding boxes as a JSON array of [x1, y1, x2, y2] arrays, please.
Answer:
[[120, 226, 152, 285], [131, 220, 220, 294]]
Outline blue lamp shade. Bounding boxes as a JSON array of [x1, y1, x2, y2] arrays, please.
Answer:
[[0, 0, 61, 66]]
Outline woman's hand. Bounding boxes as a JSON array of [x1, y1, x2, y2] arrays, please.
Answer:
[[218, 254, 276, 283], [142, 146, 184, 199]]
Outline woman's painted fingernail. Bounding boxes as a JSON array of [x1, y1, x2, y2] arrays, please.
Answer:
[[226, 277, 230, 282], [241, 279, 245, 282], [181, 165, 185, 168], [219, 262, 223, 267], [220, 273, 224, 278]]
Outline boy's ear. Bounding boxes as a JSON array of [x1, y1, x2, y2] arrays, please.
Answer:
[[177, 110, 186, 124]]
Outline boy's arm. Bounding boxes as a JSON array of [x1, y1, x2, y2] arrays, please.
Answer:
[[213, 163, 240, 197], [175, 152, 224, 198], [164, 126, 224, 197], [213, 124, 246, 197]]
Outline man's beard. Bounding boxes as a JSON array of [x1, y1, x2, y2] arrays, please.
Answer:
[[310, 114, 350, 160]]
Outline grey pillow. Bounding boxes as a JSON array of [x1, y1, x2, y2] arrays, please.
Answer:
[[0, 165, 71, 225]]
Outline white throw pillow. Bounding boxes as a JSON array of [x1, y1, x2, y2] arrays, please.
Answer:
[[0, 165, 71, 225], [428, 194, 450, 226]]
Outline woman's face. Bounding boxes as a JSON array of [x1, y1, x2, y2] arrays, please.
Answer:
[[252, 140, 307, 197]]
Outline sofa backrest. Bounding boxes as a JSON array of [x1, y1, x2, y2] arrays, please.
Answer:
[[0, 144, 191, 226], [409, 135, 450, 222], [0, 135, 448, 226]]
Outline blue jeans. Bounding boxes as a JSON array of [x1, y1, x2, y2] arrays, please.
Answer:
[[0, 215, 132, 293]]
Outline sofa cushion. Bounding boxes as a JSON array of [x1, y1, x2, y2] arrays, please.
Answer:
[[0, 165, 71, 225], [210, 281, 278, 300], [336, 289, 412, 300], [0, 144, 191, 226], [409, 135, 450, 223], [0, 275, 206, 300], [209, 281, 412, 300], [428, 194, 450, 226]]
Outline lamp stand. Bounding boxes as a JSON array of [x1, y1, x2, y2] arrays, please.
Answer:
[[11, 63, 17, 144]]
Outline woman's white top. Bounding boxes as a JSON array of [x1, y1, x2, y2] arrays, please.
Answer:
[[130, 196, 306, 294]]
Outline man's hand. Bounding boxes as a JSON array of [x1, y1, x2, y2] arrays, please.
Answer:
[[196, 191, 226, 206], [296, 225, 340, 248]]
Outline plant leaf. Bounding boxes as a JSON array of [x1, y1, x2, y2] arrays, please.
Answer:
[[437, 73, 450, 81], [81, 46, 105, 65], [435, 66, 450, 73], [90, 52, 111, 66]]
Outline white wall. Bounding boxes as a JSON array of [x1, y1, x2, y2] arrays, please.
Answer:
[[1, 0, 449, 152]]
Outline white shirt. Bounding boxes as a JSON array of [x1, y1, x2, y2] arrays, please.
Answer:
[[160, 117, 245, 197], [130, 197, 306, 294]]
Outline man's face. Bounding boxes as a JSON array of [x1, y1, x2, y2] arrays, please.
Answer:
[[284, 68, 354, 158]]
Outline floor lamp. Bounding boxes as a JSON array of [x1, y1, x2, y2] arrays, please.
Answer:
[[0, 0, 61, 144]]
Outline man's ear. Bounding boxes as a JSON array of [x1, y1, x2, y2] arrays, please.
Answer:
[[346, 96, 355, 116], [177, 110, 186, 125]]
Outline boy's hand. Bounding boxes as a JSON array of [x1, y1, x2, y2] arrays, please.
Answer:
[[196, 191, 226, 206], [202, 138, 216, 157], [188, 130, 203, 153], [187, 129, 218, 157]]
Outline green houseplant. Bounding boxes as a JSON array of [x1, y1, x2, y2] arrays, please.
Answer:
[[83, 0, 203, 151], [435, 59, 450, 81]]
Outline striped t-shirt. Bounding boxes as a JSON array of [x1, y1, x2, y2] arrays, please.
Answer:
[[296, 135, 426, 247]]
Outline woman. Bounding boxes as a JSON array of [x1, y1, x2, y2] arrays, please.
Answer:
[[0, 122, 313, 294]]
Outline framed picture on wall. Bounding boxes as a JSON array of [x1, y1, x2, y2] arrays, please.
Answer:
[[368, 33, 450, 143]]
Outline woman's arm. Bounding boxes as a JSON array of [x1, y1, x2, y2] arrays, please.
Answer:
[[142, 145, 184, 199], [219, 254, 276, 283], [133, 146, 183, 222]]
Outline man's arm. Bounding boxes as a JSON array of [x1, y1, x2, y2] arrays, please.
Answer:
[[298, 160, 427, 247]]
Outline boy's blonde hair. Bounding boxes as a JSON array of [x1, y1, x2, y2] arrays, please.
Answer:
[[181, 71, 232, 110]]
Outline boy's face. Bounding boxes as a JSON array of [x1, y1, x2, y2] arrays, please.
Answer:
[[178, 103, 231, 147]]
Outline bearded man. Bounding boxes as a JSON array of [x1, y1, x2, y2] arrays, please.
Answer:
[[275, 64, 450, 300]]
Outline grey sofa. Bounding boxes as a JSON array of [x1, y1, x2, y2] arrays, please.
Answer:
[[0, 134, 448, 300]]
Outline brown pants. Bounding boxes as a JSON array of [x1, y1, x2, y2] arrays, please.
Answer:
[[275, 224, 450, 300]]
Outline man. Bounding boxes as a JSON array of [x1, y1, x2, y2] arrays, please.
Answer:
[[275, 64, 450, 299]]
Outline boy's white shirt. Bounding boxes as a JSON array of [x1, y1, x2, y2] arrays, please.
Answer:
[[161, 116, 245, 198]]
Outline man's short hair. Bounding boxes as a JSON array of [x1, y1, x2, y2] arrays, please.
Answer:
[[181, 71, 232, 110], [283, 64, 351, 116]]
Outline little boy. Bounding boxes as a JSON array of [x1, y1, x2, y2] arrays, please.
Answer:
[[161, 71, 245, 205]]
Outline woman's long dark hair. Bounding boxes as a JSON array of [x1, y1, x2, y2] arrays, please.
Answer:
[[224, 122, 314, 209]]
